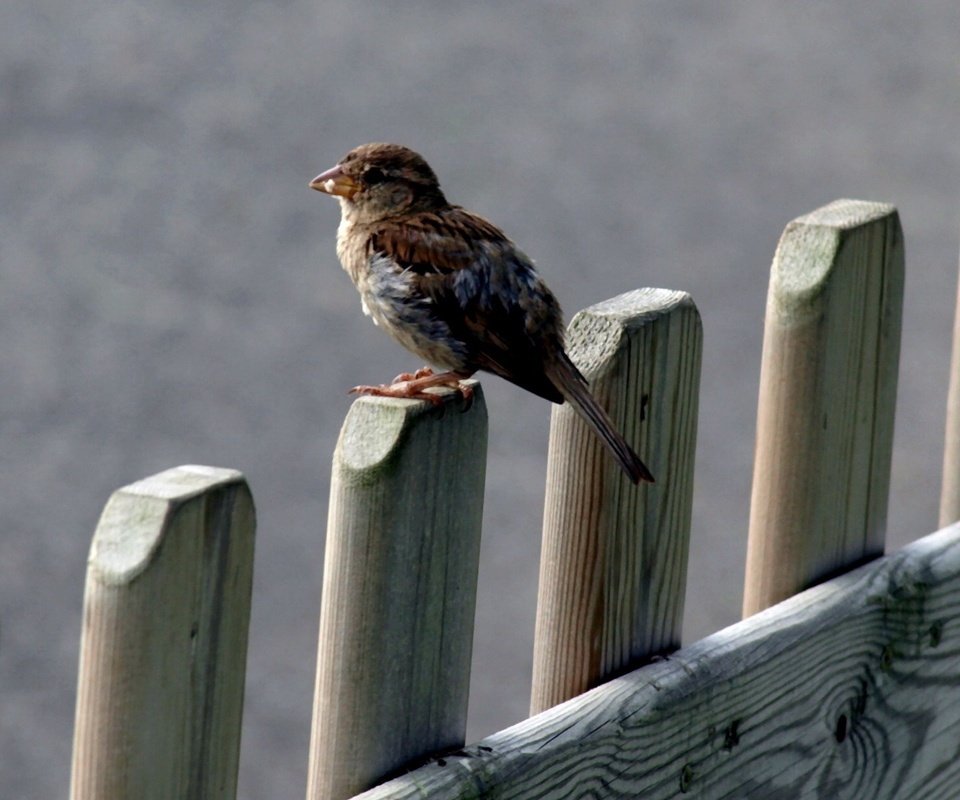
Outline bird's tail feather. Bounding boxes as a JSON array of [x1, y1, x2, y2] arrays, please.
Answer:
[[545, 354, 654, 484]]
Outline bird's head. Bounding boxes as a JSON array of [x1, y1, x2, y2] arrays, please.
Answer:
[[310, 143, 447, 222]]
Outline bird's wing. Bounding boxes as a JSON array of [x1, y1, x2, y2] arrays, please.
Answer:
[[368, 206, 501, 274], [369, 207, 565, 402]]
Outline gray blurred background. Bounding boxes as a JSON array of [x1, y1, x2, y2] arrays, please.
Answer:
[[3, 2, 958, 797]]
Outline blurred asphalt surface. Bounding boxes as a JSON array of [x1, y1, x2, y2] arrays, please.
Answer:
[[3, 3, 959, 797]]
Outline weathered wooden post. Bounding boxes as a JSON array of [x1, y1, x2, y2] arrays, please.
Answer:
[[744, 199, 904, 616], [530, 288, 702, 713], [941, 258, 960, 527], [70, 466, 255, 800], [305, 385, 486, 800]]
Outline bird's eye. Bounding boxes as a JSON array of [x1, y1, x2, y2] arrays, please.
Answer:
[[362, 166, 387, 186]]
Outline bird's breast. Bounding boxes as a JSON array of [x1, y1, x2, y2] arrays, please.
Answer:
[[336, 215, 367, 285], [338, 228, 471, 370]]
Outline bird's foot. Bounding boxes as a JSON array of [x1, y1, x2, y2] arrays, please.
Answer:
[[390, 366, 435, 383], [350, 370, 474, 408]]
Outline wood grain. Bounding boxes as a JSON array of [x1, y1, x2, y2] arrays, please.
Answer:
[[744, 199, 904, 616], [70, 465, 255, 800], [354, 522, 960, 800], [940, 261, 960, 526], [305, 384, 487, 800], [530, 288, 702, 714]]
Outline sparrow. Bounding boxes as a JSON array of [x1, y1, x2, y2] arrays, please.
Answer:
[[310, 143, 654, 484]]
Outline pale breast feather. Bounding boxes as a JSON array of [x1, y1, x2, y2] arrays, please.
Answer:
[[360, 252, 470, 369]]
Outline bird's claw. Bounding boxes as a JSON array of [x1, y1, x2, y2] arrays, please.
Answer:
[[349, 382, 446, 406], [349, 369, 473, 410], [457, 382, 474, 412], [391, 367, 435, 384]]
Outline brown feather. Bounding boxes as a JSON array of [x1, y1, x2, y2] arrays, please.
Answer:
[[369, 207, 511, 276], [544, 353, 655, 484]]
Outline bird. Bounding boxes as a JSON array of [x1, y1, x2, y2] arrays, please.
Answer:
[[309, 143, 654, 484]]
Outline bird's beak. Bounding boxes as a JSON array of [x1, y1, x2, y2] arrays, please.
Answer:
[[309, 164, 359, 199]]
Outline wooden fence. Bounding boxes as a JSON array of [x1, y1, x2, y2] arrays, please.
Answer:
[[69, 199, 960, 799]]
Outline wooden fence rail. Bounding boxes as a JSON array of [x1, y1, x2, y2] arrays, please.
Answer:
[[68, 198, 960, 800], [356, 521, 960, 800]]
